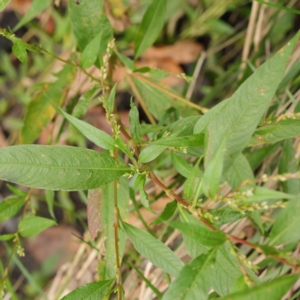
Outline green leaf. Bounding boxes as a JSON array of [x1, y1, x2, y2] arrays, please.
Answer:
[[0, 234, 15, 241], [20, 64, 75, 144], [98, 179, 129, 280], [225, 154, 254, 189], [279, 139, 300, 195], [12, 40, 27, 63], [58, 107, 116, 150], [139, 144, 167, 163], [81, 32, 102, 68], [247, 119, 300, 146], [0, 0, 10, 12], [0, 196, 25, 222], [0, 145, 129, 190], [134, 0, 166, 59], [14, 0, 52, 30], [179, 210, 208, 258], [132, 77, 171, 120], [129, 101, 142, 142], [162, 249, 217, 300], [213, 242, 259, 297], [183, 158, 201, 200], [242, 186, 295, 202], [107, 84, 117, 114], [45, 190, 55, 220], [219, 275, 298, 300], [122, 221, 184, 277], [61, 280, 113, 300], [202, 138, 227, 197], [171, 152, 202, 178], [169, 220, 226, 248], [18, 216, 56, 237], [68, 0, 112, 51], [152, 200, 177, 225], [199, 33, 300, 172], [135, 175, 150, 209], [269, 198, 300, 245], [72, 86, 97, 118], [114, 50, 136, 70], [151, 133, 204, 147]]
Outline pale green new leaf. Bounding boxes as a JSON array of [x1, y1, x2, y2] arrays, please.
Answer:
[[0, 0, 10, 12], [169, 221, 226, 247], [12, 40, 27, 63], [61, 280, 113, 300], [269, 198, 300, 245], [247, 119, 300, 146], [68, 0, 112, 51], [0, 196, 25, 222], [14, 0, 52, 30], [0, 145, 129, 190], [18, 216, 57, 237], [162, 249, 217, 300], [219, 275, 298, 300], [201, 33, 299, 171], [58, 107, 116, 150], [134, 0, 166, 59], [122, 221, 184, 277], [139, 145, 167, 163]]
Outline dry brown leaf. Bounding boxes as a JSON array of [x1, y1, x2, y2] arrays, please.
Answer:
[[104, 0, 130, 31], [87, 188, 101, 240]]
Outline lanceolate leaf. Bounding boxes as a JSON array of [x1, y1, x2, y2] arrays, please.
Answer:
[[61, 280, 113, 300], [139, 144, 167, 163], [151, 133, 205, 147], [122, 221, 184, 277], [68, 0, 112, 51], [129, 101, 143, 142], [247, 118, 300, 146], [162, 249, 217, 300], [58, 107, 116, 150], [169, 221, 226, 248], [134, 0, 166, 59], [0, 145, 129, 190], [152, 200, 177, 225], [18, 216, 57, 237], [279, 139, 300, 195], [219, 275, 298, 300], [201, 33, 300, 171], [12, 40, 27, 63], [0, 196, 25, 222], [269, 198, 300, 245], [99, 178, 129, 280]]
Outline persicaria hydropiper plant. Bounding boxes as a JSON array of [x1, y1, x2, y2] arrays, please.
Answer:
[[0, 1, 300, 299]]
